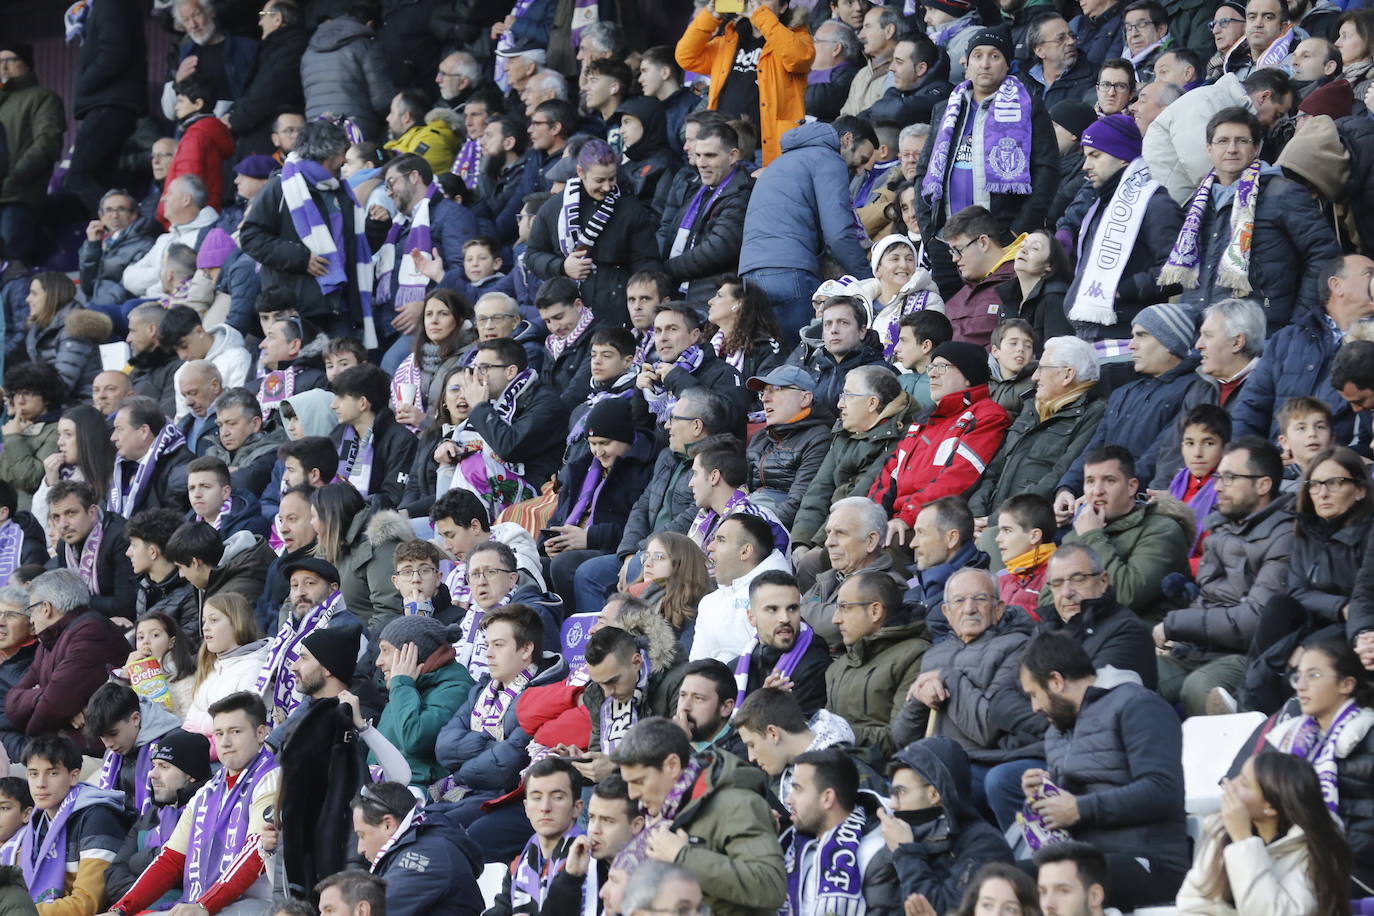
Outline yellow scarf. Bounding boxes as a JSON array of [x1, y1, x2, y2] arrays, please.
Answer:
[[1004, 542, 1056, 576], [1035, 381, 1096, 422]]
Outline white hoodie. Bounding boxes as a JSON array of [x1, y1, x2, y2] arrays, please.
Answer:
[[122, 205, 221, 298], [173, 324, 254, 419], [690, 549, 794, 663]]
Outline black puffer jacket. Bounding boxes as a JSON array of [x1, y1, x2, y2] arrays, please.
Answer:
[[662, 172, 753, 303], [617, 443, 696, 558], [464, 375, 568, 492], [786, 327, 893, 416], [745, 412, 831, 528], [544, 320, 600, 412], [1036, 590, 1157, 690], [542, 434, 657, 554], [995, 275, 1072, 348], [1179, 171, 1342, 335], [227, 25, 308, 156], [1289, 510, 1373, 626], [72, 0, 146, 117], [860, 65, 955, 126]]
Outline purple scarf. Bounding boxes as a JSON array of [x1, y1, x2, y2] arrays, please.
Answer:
[[7, 786, 85, 902], [1279, 699, 1362, 812], [494, 368, 538, 423], [568, 0, 599, 46], [183, 746, 277, 901], [669, 167, 742, 263], [392, 356, 427, 418], [689, 489, 790, 555], [600, 652, 651, 754], [781, 805, 869, 916], [1159, 160, 1262, 294], [512, 829, 583, 910], [258, 366, 298, 410], [149, 804, 182, 848], [565, 374, 636, 446], [546, 307, 596, 361], [921, 79, 1034, 207], [376, 182, 440, 310], [566, 462, 611, 528], [109, 424, 186, 517], [451, 139, 481, 185], [643, 345, 704, 423], [612, 758, 703, 874], [338, 424, 376, 496], [65, 520, 104, 596], [0, 520, 25, 586], [733, 625, 814, 708], [469, 665, 537, 739], [96, 741, 156, 816], [254, 590, 346, 720]]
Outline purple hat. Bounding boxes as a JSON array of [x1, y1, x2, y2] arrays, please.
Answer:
[[234, 154, 276, 179], [1080, 114, 1143, 163], [196, 228, 238, 270]]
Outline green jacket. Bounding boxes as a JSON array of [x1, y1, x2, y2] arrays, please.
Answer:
[[825, 619, 931, 760], [374, 648, 474, 787], [671, 750, 787, 916], [0, 418, 58, 511], [791, 391, 911, 546], [0, 73, 65, 209], [337, 503, 409, 629], [1048, 500, 1192, 623], [969, 390, 1106, 517]]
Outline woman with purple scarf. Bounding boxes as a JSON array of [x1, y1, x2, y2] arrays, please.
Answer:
[[540, 398, 656, 611]]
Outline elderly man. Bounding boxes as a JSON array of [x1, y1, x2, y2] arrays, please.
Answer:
[[176, 361, 222, 455], [203, 388, 278, 495], [731, 570, 834, 718], [842, 5, 902, 115], [1026, 15, 1097, 110], [826, 570, 930, 760], [1037, 543, 1156, 688], [1148, 298, 1267, 489], [109, 396, 195, 517], [1130, 80, 1182, 135], [80, 191, 156, 304], [806, 20, 864, 122], [893, 568, 1044, 830], [241, 119, 371, 340], [435, 51, 481, 108], [909, 496, 991, 643], [121, 175, 220, 299], [138, 138, 178, 224], [692, 514, 793, 664], [159, 0, 257, 120], [970, 336, 1105, 533], [0, 585, 39, 759], [461, 292, 545, 370], [744, 367, 829, 528], [802, 497, 907, 654], [4, 569, 130, 746]]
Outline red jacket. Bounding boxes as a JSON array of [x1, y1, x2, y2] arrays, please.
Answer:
[[998, 565, 1047, 619], [5, 609, 130, 738], [516, 677, 591, 750], [158, 114, 234, 227], [868, 384, 1010, 526]]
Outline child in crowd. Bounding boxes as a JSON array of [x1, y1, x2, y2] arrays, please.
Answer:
[[988, 319, 1037, 414], [1169, 404, 1229, 571], [323, 337, 367, 383], [566, 327, 649, 460], [1276, 396, 1334, 491], [0, 776, 31, 846], [994, 493, 1057, 619], [892, 310, 954, 412]]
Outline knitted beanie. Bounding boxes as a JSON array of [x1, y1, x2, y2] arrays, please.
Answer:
[[379, 614, 456, 661], [1134, 302, 1197, 359]]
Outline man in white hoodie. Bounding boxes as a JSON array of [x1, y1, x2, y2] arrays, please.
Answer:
[[162, 305, 252, 421], [691, 513, 793, 663], [120, 175, 221, 300]]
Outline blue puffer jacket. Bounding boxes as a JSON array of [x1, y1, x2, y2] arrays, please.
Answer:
[[374, 802, 484, 916], [1230, 307, 1360, 446], [739, 122, 871, 278], [433, 652, 568, 795]]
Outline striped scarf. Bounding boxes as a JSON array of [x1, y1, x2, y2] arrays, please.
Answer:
[[469, 664, 538, 739], [375, 182, 439, 310], [1160, 160, 1261, 295], [109, 424, 186, 517]]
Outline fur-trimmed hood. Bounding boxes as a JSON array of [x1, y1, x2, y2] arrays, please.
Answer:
[[612, 600, 681, 673], [425, 107, 463, 133], [1146, 493, 1197, 549], [364, 509, 413, 545], [63, 307, 115, 342]]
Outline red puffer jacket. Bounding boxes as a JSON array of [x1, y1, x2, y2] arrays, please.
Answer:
[[516, 676, 591, 750], [868, 384, 1010, 526]]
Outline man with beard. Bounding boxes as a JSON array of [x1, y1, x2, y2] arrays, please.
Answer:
[[1154, 438, 1293, 715], [673, 660, 745, 756], [254, 557, 367, 724], [781, 749, 893, 916], [1018, 633, 1187, 911], [254, 484, 317, 632], [542, 775, 644, 916], [732, 570, 832, 718], [476, 115, 537, 247], [105, 730, 212, 901], [872, 738, 1011, 914]]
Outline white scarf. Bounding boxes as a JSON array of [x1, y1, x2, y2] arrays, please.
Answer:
[[1068, 157, 1159, 326]]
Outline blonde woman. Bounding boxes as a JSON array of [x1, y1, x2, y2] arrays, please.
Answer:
[[183, 593, 268, 741]]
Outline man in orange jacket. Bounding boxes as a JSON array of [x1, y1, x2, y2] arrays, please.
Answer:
[[675, 0, 814, 165]]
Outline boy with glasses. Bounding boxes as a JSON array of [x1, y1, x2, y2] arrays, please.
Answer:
[[452, 541, 562, 681]]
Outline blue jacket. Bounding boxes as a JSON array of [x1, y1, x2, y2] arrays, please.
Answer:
[[219, 247, 263, 339], [374, 803, 484, 916], [739, 122, 871, 278], [174, 34, 258, 101], [434, 652, 568, 795], [368, 196, 478, 322]]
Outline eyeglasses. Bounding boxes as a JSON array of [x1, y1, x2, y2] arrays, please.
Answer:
[[1209, 16, 1244, 27], [1216, 472, 1265, 486], [395, 565, 438, 579], [947, 236, 984, 259], [383, 174, 412, 190], [257, 7, 280, 15], [23, 602, 44, 617], [927, 363, 955, 377], [1289, 669, 1331, 687], [467, 567, 513, 581], [1038, 32, 1074, 45], [359, 784, 401, 817], [1096, 80, 1132, 93], [473, 362, 513, 374], [835, 600, 874, 611], [1209, 136, 1256, 148], [839, 391, 875, 399], [1047, 572, 1100, 591], [947, 594, 996, 608], [1306, 476, 1358, 492], [1122, 20, 1158, 32], [529, 119, 553, 128], [668, 413, 702, 424]]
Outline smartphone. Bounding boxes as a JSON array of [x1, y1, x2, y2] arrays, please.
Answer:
[[569, 757, 594, 764], [539, 528, 558, 541]]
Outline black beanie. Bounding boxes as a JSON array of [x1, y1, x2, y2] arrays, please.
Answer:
[[930, 341, 991, 387], [586, 397, 636, 444], [151, 729, 212, 784], [0, 43, 34, 71], [302, 623, 362, 684]]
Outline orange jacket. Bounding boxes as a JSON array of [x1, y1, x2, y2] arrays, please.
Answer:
[[674, 5, 814, 165]]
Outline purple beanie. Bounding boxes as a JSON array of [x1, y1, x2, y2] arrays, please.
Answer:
[[1080, 114, 1143, 163], [196, 227, 238, 270]]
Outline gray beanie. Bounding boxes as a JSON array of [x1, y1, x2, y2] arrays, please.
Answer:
[[379, 615, 458, 661], [1133, 303, 1197, 359]]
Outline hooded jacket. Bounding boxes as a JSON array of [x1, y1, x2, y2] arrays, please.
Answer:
[[121, 205, 220, 298], [1143, 72, 1256, 204], [384, 108, 463, 175], [172, 325, 252, 421], [373, 803, 484, 916], [786, 328, 891, 417], [944, 245, 1020, 349], [877, 740, 1013, 914], [675, 5, 813, 165], [1056, 500, 1192, 620], [108, 698, 182, 815], [204, 431, 281, 498], [1289, 510, 1372, 627], [825, 617, 931, 759], [0, 415, 58, 511], [667, 749, 787, 916], [79, 219, 157, 304], [5, 608, 130, 740], [16, 785, 127, 915], [26, 305, 111, 403], [746, 412, 831, 528], [869, 385, 1011, 527], [1037, 590, 1157, 689], [739, 122, 871, 279], [50, 511, 137, 622], [618, 441, 698, 558], [615, 96, 681, 213], [299, 15, 394, 139], [377, 643, 476, 787], [197, 530, 275, 617], [791, 392, 911, 547], [334, 503, 410, 630]]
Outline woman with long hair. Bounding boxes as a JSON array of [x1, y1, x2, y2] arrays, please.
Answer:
[[1177, 752, 1350, 915], [183, 593, 268, 739], [391, 289, 475, 429], [860, 235, 945, 358], [1290, 445, 1373, 626], [705, 275, 784, 386], [401, 363, 471, 516], [312, 483, 409, 629], [632, 532, 709, 648], [1336, 10, 1374, 111], [32, 404, 117, 536], [995, 229, 1073, 352], [950, 862, 1043, 916], [23, 272, 107, 399]]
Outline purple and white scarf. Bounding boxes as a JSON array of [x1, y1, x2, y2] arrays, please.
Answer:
[[569, 0, 598, 46], [445, 562, 471, 609], [710, 329, 744, 373], [469, 664, 538, 739], [494, 0, 540, 90], [1069, 157, 1160, 327], [600, 652, 651, 754], [279, 153, 377, 348], [367, 802, 420, 873], [643, 345, 704, 424], [1257, 27, 1296, 69], [451, 139, 481, 186], [512, 829, 583, 911], [108, 424, 186, 517], [556, 177, 621, 261], [96, 741, 157, 816], [781, 805, 869, 916], [257, 366, 299, 411], [632, 329, 654, 367], [392, 355, 427, 421], [4, 785, 85, 902], [338, 424, 375, 497], [546, 307, 596, 361], [669, 167, 742, 288], [565, 373, 637, 446], [183, 746, 277, 901], [494, 367, 538, 423], [206, 493, 234, 531], [254, 590, 346, 720], [733, 625, 815, 708], [65, 519, 105, 596], [1276, 699, 1362, 811], [921, 78, 1034, 209], [0, 520, 25, 586], [455, 592, 512, 681], [375, 182, 440, 310], [612, 757, 702, 874], [876, 292, 937, 359], [1159, 159, 1261, 295], [689, 489, 790, 555]]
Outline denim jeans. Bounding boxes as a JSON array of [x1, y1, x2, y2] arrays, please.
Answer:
[[572, 551, 644, 614], [970, 758, 1044, 831], [742, 267, 820, 344]]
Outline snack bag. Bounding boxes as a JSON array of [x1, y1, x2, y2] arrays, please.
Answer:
[[1017, 778, 1073, 852], [122, 655, 173, 711]]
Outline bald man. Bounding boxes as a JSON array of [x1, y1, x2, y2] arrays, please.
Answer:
[[92, 371, 133, 417], [176, 360, 223, 455]]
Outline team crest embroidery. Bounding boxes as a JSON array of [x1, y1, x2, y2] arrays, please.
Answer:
[[988, 138, 1027, 182]]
